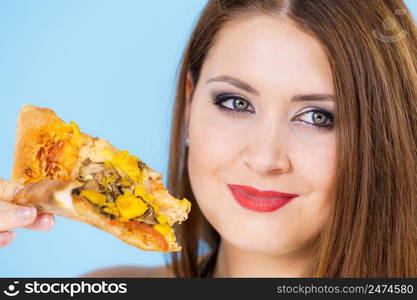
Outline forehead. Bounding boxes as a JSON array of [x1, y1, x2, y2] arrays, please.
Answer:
[[203, 15, 334, 94]]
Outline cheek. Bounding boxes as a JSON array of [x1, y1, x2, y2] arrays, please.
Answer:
[[187, 97, 246, 224], [293, 134, 336, 197], [187, 98, 248, 179], [284, 136, 336, 244]]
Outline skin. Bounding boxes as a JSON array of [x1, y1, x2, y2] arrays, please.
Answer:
[[184, 15, 337, 277], [0, 179, 55, 247]]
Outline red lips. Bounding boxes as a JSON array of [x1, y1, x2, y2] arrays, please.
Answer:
[[227, 184, 299, 212]]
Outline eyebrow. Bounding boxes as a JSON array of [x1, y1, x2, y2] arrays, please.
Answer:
[[206, 75, 335, 102]]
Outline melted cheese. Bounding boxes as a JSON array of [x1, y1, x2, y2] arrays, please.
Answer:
[[134, 185, 161, 216], [80, 190, 107, 206], [39, 120, 83, 179], [156, 213, 170, 225], [115, 192, 148, 220], [102, 202, 120, 217], [81, 189, 149, 222], [107, 150, 142, 182], [70, 121, 81, 140], [153, 224, 176, 244]]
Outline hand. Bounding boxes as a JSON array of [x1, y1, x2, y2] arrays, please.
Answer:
[[0, 178, 55, 247]]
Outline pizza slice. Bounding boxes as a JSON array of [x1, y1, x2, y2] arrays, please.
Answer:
[[11, 105, 191, 252]]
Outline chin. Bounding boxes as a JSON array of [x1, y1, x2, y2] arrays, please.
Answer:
[[215, 218, 310, 255], [226, 233, 307, 256]]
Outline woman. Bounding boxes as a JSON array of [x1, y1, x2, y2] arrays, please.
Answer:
[[1, 0, 416, 277]]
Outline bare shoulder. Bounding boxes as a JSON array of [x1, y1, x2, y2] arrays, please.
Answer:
[[81, 254, 210, 278], [81, 264, 174, 278]]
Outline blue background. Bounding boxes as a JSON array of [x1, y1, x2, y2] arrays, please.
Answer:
[[1, 0, 416, 277]]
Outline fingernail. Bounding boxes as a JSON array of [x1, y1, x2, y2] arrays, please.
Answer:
[[17, 207, 36, 220], [38, 215, 53, 228]]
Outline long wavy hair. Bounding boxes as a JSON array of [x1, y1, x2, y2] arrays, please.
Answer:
[[165, 0, 417, 277]]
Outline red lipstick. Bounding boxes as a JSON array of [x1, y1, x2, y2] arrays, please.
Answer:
[[227, 184, 299, 212]]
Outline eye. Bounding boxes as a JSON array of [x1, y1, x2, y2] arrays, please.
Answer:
[[293, 109, 334, 130], [224, 98, 249, 110], [210, 93, 255, 115]]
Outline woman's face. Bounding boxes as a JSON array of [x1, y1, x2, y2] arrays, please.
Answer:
[[186, 15, 336, 256]]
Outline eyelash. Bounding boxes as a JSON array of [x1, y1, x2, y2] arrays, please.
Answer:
[[210, 93, 335, 131]]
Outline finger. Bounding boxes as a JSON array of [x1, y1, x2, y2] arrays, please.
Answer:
[[0, 206, 37, 231], [0, 200, 37, 213], [25, 213, 55, 231], [0, 201, 55, 231], [0, 178, 23, 202], [0, 200, 24, 210], [0, 231, 16, 248]]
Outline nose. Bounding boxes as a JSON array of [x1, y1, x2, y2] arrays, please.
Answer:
[[242, 117, 291, 175]]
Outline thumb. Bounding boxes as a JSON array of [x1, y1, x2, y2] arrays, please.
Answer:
[[0, 179, 23, 202]]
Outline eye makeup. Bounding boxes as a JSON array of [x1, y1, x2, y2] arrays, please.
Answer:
[[209, 92, 335, 131]]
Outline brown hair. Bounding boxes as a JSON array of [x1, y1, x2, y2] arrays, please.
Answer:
[[165, 0, 417, 277]]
